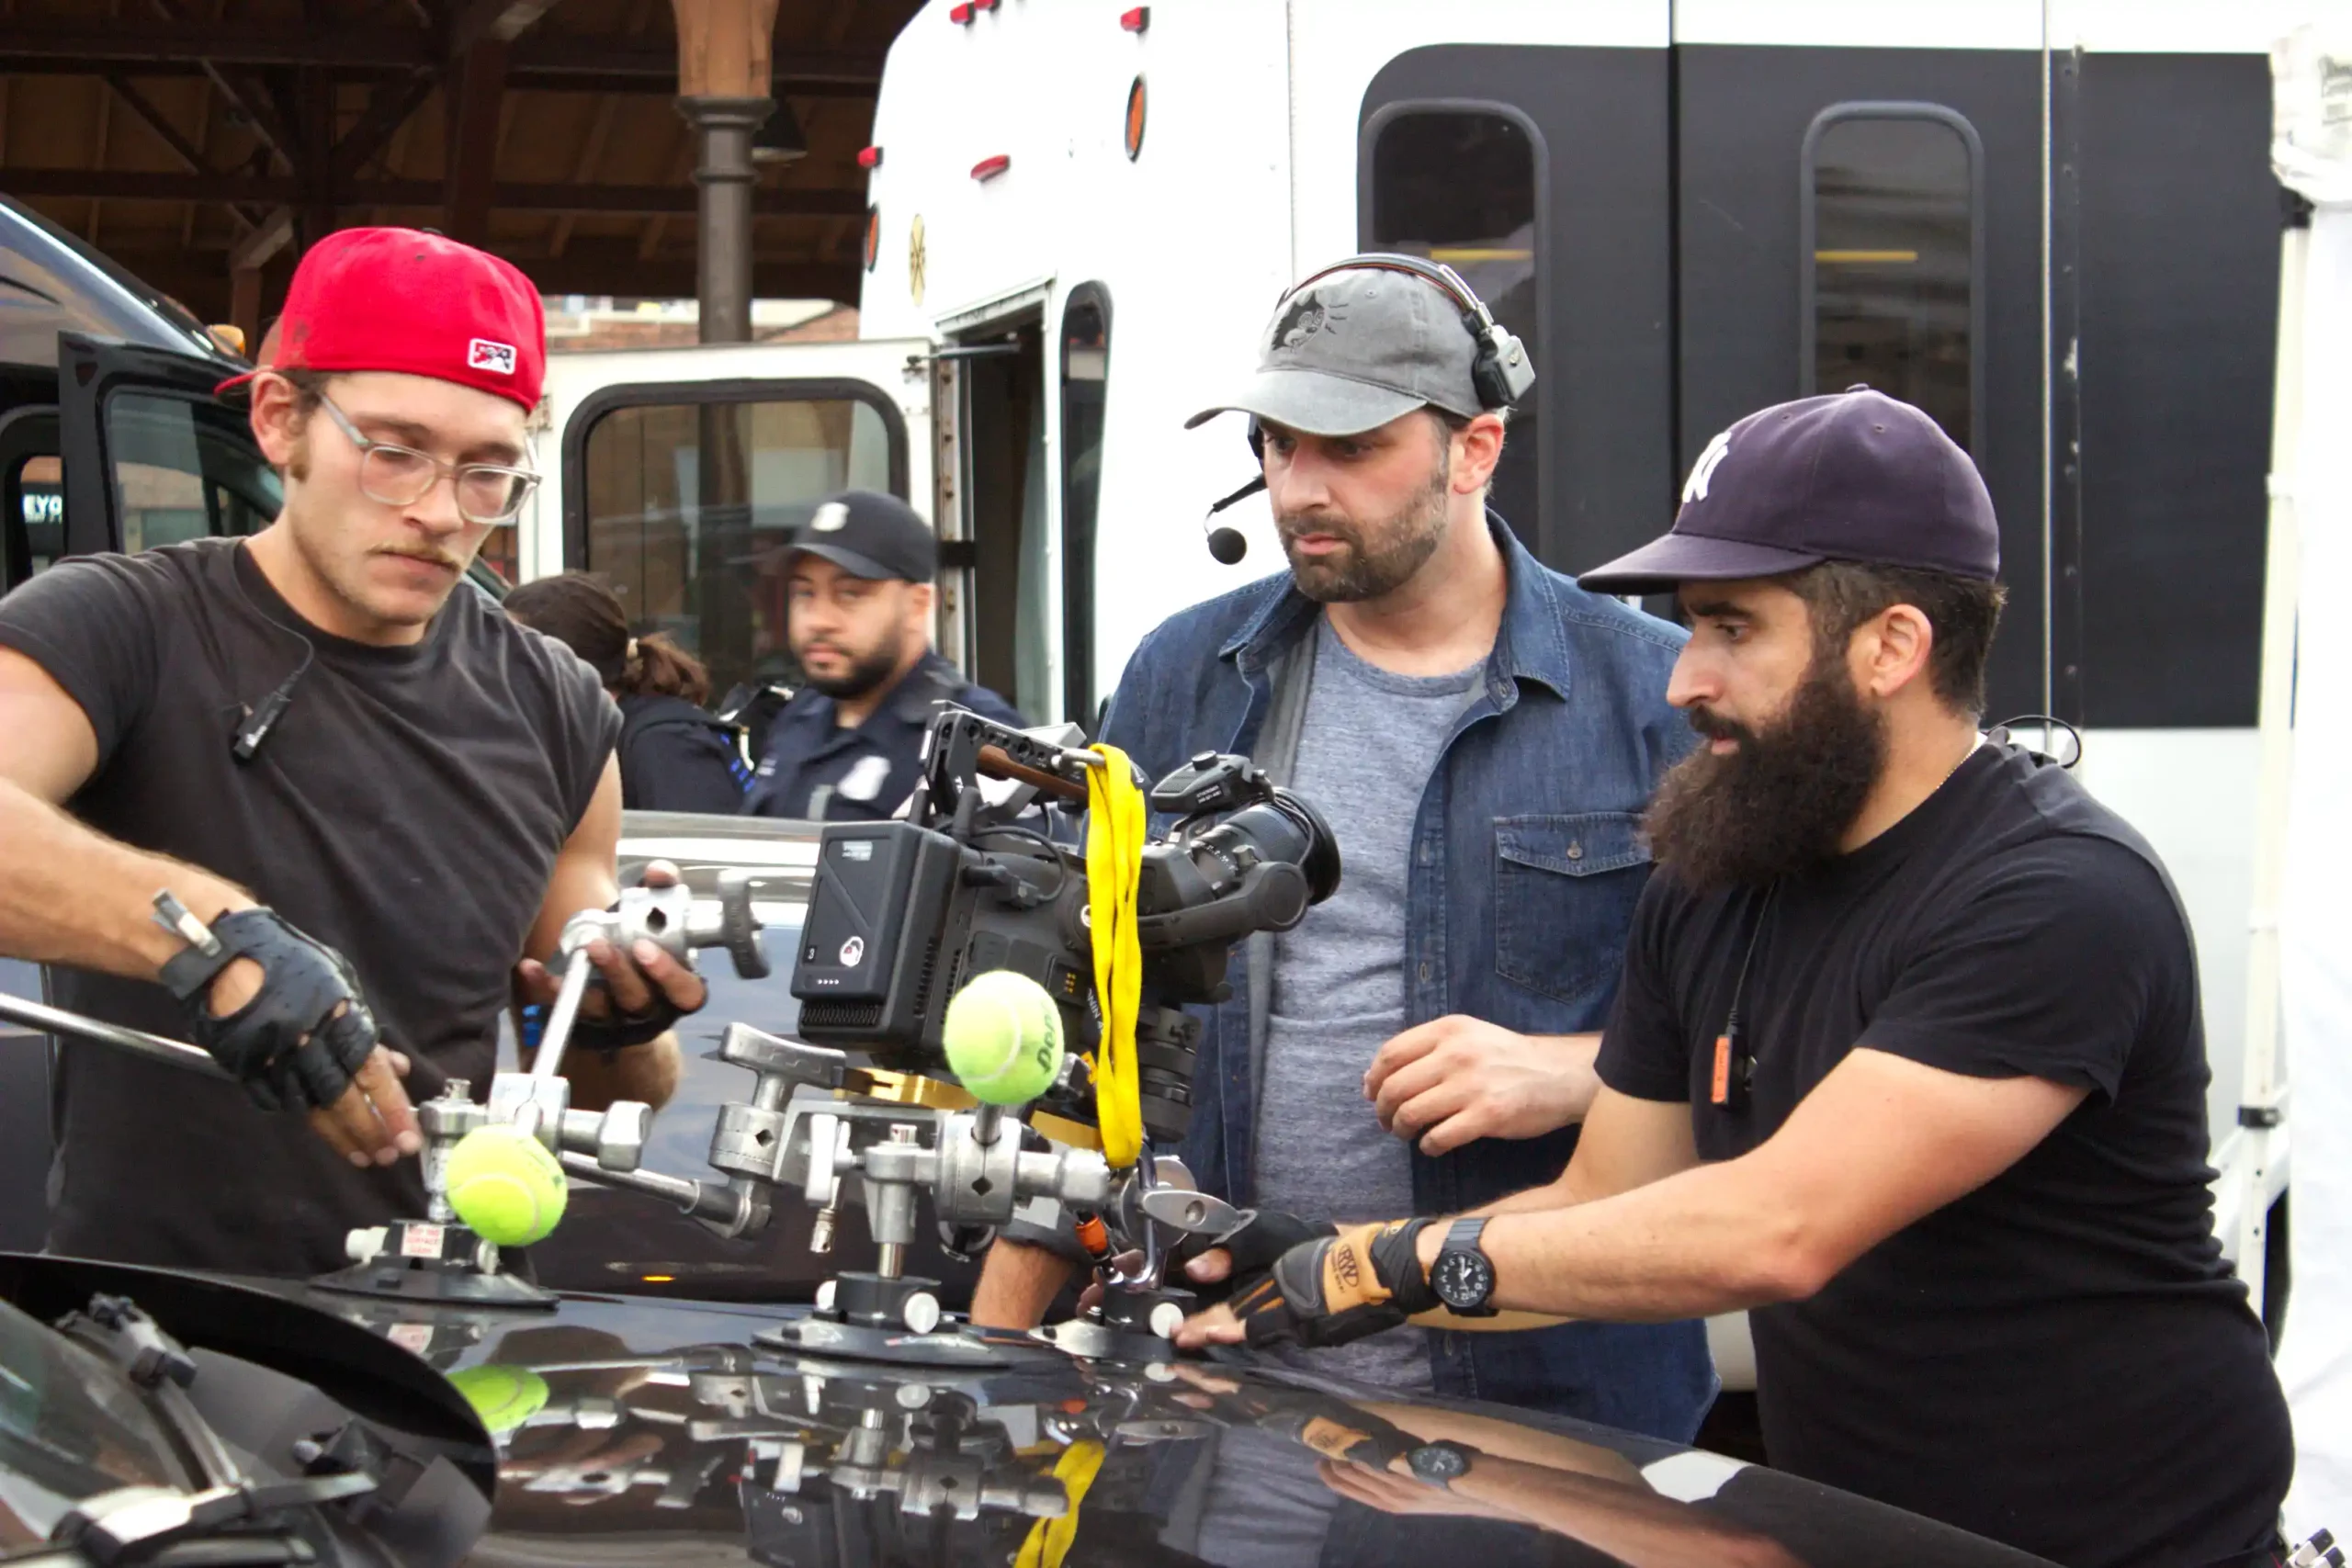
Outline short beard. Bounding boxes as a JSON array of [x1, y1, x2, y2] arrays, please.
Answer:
[[1642, 656, 1888, 893], [800, 640, 904, 702], [1276, 444, 1452, 604]]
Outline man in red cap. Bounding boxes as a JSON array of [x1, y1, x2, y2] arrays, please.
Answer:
[[0, 227, 697, 1278]]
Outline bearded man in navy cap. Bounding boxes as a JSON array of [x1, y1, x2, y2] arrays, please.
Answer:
[[1178, 388, 2293, 1568]]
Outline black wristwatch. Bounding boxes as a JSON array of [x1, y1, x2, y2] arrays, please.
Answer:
[[1407, 1439, 1478, 1489], [1430, 1216, 1498, 1316]]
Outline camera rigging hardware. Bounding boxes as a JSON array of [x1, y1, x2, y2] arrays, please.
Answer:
[[0, 707, 1340, 1362]]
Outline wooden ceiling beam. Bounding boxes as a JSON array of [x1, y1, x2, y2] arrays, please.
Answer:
[[110, 246, 862, 311], [3, 167, 868, 217], [0, 23, 882, 87]]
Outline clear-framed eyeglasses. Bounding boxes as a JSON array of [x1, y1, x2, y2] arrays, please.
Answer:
[[312, 392, 540, 525]]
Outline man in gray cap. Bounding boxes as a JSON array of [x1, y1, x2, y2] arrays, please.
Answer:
[[970, 255, 1717, 1443], [1176, 387, 2292, 1568]]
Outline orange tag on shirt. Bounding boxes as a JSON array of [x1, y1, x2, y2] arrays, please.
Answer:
[[1711, 1033, 1734, 1106]]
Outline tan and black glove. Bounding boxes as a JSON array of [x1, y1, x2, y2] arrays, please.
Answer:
[[1227, 1218, 1439, 1350]]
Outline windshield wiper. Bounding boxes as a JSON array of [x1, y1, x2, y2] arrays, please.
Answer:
[[34, 1296, 380, 1567]]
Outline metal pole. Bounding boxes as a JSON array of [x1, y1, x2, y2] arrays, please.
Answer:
[[676, 96, 771, 345], [0, 993, 227, 1079]]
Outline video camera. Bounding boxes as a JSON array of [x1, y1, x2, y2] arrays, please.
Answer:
[[787, 708, 1341, 1145]]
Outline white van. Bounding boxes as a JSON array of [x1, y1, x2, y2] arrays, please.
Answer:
[[514, 0, 2304, 1384]]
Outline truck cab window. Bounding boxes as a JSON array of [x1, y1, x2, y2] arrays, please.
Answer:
[[579, 395, 892, 701], [105, 390, 282, 553], [1368, 107, 1542, 536], [1806, 110, 1981, 452]]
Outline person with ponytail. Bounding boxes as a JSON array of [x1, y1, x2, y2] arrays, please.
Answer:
[[503, 573, 754, 814]]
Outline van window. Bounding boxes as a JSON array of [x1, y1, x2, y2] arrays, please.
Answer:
[[104, 390, 281, 552], [1367, 107, 1542, 532], [1805, 109, 1981, 452], [1060, 288, 1110, 728], [578, 395, 893, 700]]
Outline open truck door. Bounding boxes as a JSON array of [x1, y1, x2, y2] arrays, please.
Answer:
[[529, 337, 939, 715]]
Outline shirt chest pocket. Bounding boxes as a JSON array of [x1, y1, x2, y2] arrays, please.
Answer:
[[1492, 812, 1652, 1008]]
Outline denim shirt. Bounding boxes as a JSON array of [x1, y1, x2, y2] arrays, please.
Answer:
[[1100, 514, 1717, 1441]]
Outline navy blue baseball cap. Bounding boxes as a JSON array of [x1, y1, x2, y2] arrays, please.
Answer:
[[1578, 387, 1999, 595]]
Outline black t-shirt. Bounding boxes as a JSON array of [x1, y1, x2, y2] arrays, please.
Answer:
[[1596, 742, 2290, 1568], [0, 539, 618, 1277]]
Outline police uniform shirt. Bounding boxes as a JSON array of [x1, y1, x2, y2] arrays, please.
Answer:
[[742, 650, 1024, 821]]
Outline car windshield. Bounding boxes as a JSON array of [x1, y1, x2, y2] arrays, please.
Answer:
[[0, 1299, 187, 1555]]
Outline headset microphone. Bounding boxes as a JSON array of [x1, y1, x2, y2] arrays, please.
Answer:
[[1199, 416, 1270, 563], [1202, 475, 1263, 565]]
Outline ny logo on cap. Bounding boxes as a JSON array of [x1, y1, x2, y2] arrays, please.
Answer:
[[809, 502, 849, 532], [1683, 428, 1734, 503], [468, 338, 517, 376]]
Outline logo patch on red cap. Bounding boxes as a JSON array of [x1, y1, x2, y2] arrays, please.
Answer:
[[468, 338, 518, 376]]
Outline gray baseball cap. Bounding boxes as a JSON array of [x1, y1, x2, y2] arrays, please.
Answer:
[[1186, 264, 1487, 437]]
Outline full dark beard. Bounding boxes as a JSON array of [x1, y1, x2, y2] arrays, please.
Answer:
[[1642, 660, 1889, 893], [800, 641, 904, 701], [1276, 448, 1451, 604]]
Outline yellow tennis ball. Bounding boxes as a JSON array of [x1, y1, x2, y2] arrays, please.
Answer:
[[445, 1124, 568, 1247], [447, 1364, 549, 1436], [942, 969, 1064, 1105]]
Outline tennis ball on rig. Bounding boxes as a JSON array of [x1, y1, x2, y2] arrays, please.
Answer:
[[447, 1364, 549, 1437], [445, 1123, 568, 1247], [942, 969, 1065, 1105]]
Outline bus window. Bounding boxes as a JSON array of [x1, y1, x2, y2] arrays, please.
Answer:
[[1368, 107, 1542, 534], [579, 395, 892, 701], [1060, 288, 1110, 729], [1805, 107, 1982, 452]]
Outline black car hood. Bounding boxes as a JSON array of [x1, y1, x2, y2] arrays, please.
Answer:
[[0, 1253, 2050, 1568]]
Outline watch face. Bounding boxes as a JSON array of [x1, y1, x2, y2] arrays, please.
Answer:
[[1410, 1443, 1471, 1483], [1432, 1247, 1494, 1311]]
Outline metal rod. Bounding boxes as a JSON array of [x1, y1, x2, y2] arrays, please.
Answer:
[[0, 992, 228, 1079], [559, 1150, 695, 1203], [533, 950, 596, 1081]]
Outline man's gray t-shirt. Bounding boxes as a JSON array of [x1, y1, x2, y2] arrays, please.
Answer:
[[1254, 617, 1484, 1392]]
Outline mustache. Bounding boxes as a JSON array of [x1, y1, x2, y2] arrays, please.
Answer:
[[1685, 705, 1753, 745], [1275, 513, 1360, 544]]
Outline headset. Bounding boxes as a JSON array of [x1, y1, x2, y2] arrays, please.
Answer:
[[1203, 252, 1536, 564]]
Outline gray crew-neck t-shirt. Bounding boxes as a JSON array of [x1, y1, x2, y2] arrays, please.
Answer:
[[1253, 616, 1485, 1393]]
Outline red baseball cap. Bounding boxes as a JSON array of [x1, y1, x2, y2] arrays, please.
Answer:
[[214, 226, 546, 411]]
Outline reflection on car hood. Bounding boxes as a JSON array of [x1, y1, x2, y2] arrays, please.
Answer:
[[4, 1257, 2054, 1568]]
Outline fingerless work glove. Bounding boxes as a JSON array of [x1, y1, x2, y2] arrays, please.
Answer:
[[1227, 1217, 1440, 1350], [1168, 1209, 1337, 1303], [157, 906, 379, 1112]]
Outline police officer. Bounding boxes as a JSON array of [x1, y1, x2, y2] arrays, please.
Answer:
[[742, 491, 1023, 821]]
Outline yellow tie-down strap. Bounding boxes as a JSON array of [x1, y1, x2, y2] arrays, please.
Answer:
[[1015, 1439, 1106, 1568], [1083, 742, 1147, 1170]]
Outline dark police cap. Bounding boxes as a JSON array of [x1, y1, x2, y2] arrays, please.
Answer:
[[786, 490, 938, 584], [1578, 387, 1999, 595]]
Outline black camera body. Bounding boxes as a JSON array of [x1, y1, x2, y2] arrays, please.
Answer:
[[788, 709, 1339, 1145]]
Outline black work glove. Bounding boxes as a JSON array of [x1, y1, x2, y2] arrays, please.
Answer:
[[1227, 1218, 1439, 1350], [1169, 1210, 1336, 1303], [160, 908, 380, 1112]]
